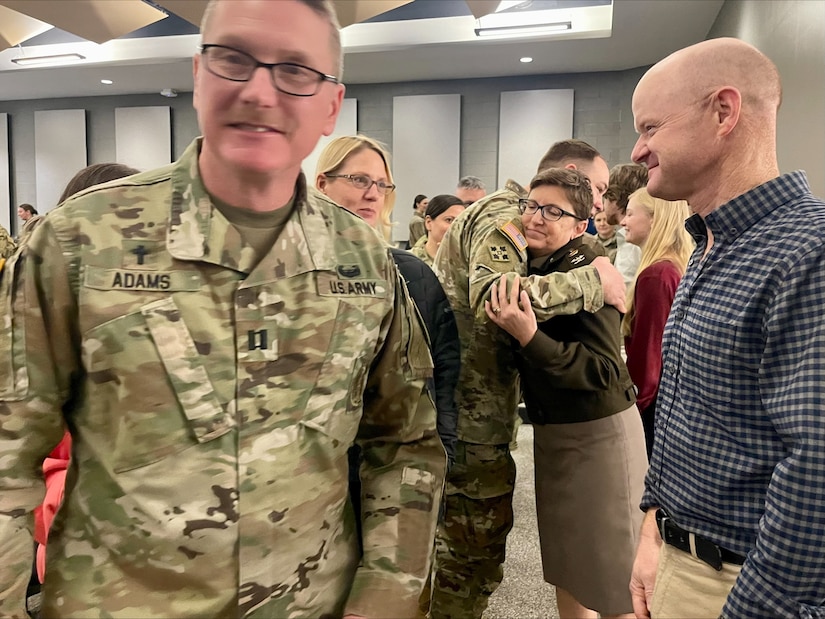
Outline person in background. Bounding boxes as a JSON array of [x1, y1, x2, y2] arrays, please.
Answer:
[[603, 163, 648, 287], [409, 193, 429, 247], [56, 163, 140, 204], [593, 210, 618, 263], [486, 167, 644, 619], [455, 175, 486, 206], [629, 38, 825, 619], [428, 139, 626, 619], [16, 203, 39, 241], [17, 203, 37, 223], [0, 1, 445, 616], [316, 134, 459, 462], [620, 188, 693, 457], [410, 194, 465, 267]]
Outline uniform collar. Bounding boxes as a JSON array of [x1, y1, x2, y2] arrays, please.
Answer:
[[532, 236, 586, 271], [166, 138, 334, 278]]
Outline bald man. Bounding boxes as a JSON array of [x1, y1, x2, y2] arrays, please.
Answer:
[[628, 38, 825, 618]]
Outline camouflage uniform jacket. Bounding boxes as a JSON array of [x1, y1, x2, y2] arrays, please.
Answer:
[[0, 224, 15, 259], [0, 139, 445, 618], [409, 235, 432, 267], [432, 187, 605, 447]]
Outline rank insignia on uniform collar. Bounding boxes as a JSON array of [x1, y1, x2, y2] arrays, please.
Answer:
[[337, 264, 361, 278], [568, 248, 586, 265]]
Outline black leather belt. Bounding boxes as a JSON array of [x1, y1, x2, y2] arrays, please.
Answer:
[[655, 508, 746, 571]]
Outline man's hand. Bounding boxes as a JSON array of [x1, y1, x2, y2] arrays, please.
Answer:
[[592, 256, 627, 313], [630, 508, 663, 618]]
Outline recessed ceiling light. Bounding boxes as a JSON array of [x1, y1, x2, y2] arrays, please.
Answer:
[[520, 57, 533, 63], [101, 79, 113, 85]]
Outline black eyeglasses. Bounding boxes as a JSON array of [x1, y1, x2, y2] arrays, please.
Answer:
[[518, 198, 586, 222], [325, 174, 396, 195], [201, 44, 339, 97]]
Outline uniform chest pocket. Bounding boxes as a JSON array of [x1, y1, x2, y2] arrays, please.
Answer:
[[82, 298, 233, 473], [235, 284, 385, 446]]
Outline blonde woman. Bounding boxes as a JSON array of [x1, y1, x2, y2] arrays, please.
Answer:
[[621, 188, 694, 456], [315, 134, 395, 240]]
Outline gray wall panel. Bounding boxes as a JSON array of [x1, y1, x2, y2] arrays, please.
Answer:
[[392, 94, 461, 243], [115, 106, 172, 171], [34, 109, 87, 213], [498, 89, 574, 189]]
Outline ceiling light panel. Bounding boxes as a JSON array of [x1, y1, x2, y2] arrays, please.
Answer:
[[11, 52, 85, 66]]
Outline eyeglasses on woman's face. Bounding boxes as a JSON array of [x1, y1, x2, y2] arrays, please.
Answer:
[[518, 198, 586, 222], [325, 174, 396, 195]]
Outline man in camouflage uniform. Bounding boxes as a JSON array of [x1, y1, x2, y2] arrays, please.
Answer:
[[0, 1, 445, 617], [428, 140, 624, 619]]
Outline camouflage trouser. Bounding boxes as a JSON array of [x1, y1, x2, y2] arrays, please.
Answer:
[[426, 441, 516, 619]]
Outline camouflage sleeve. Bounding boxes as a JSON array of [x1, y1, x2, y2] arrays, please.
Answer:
[[0, 226, 16, 259], [345, 261, 446, 619], [511, 264, 604, 321], [0, 220, 78, 616], [468, 225, 603, 324]]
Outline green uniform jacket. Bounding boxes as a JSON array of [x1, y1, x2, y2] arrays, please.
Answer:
[[409, 235, 432, 266], [432, 187, 605, 453], [408, 213, 426, 247], [519, 237, 637, 424], [0, 140, 445, 618]]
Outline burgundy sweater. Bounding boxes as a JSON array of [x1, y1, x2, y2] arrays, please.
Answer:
[[624, 260, 682, 412]]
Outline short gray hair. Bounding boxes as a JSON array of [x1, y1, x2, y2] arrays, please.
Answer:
[[200, 0, 343, 79], [457, 176, 486, 191]]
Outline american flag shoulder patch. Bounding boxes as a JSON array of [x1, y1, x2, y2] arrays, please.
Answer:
[[498, 221, 528, 252]]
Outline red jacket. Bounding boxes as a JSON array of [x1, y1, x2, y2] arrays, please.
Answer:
[[34, 430, 71, 583], [624, 260, 682, 412]]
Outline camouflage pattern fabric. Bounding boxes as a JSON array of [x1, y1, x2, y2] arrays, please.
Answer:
[[429, 442, 515, 619], [409, 213, 427, 247], [427, 186, 604, 618], [431, 187, 604, 446], [409, 235, 432, 267], [0, 138, 446, 618], [0, 223, 15, 259]]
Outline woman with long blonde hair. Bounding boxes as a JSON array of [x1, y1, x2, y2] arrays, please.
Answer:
[[621, 188, 694, 456]]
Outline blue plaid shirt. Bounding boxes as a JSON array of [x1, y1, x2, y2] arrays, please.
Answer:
[[642, 172, 825, 618]]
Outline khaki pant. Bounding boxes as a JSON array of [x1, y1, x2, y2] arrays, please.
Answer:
[[651, 541, 741, 618]]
